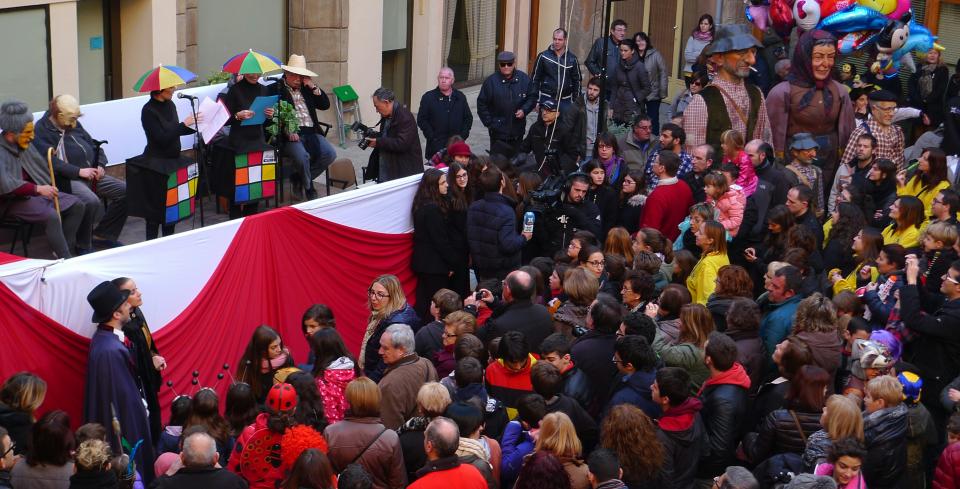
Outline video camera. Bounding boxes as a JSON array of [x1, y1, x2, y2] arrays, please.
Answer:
[[350, 121, 381, 150], [527, 148, 564, 208]]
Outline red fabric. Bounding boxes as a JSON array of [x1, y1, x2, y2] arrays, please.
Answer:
[[0, 281, 89, 425], [697, 362, 751, 396], [153, 207, 415, 419], [659, 397, 703, 432], [0, 206, 414, 427], [0, 252, 25, 266], [639, 180, 693, 241]]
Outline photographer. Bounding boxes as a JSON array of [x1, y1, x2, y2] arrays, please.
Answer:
[[518, 99, 581, 176], [469, 269, 553, 353], [524, 172, 602, 260], [366, 87, 423, 182]]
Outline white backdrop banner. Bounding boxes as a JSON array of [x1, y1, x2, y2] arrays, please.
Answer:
[[0, 174, 420, 337], [32, 84, 229, 166]]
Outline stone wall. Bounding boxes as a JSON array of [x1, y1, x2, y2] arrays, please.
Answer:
[[288, 0, 350, 124], [175, 0, 199, 76]]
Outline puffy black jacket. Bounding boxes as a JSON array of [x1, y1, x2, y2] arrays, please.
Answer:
[[611, 54, 651, 124], [657, 398, 706, 489], [745, 409, 823, 464], [863, 404, 908, 489], [561, 365, 594, 411], [697, 383, 750, 478], [524, 197, 602, 261], [477, 71, 536, 141], [417, 87, 473, 159], [585, 35, 620, 80], [519, 111, 583, 175], [571, 331, 619, 413], [902, 286, 960, 398], [466, 192, 526, 276], [587, 185, 618, 239]]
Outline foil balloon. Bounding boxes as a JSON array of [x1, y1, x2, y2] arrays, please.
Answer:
[[747, 4, 771, 31], [770, 0, 795, 38], [893, 20, 943, 59], [837, 30, 880, 54], [817, 4, 888, 34], [819, 0, 856, 18], [857, 0, 911, 20], [871, 11, 911, 78], [794, 0, 821, 32]]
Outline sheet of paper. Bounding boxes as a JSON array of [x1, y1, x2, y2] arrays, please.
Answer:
[[196, 97, 230, 145], [241, 95, 279, 126]]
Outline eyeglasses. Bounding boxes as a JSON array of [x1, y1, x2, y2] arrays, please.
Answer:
[[872, 104, 897, 113], [1, 440, 15, 459], [456, 172, 468, 180], [587, 260, 605, 267], [933, 198, 944, 205], [441, 331, 457, 339], [636, 125, 652, 131], [611, 355, 624, 364], [367, 289, 389, 300], [499, 62, 514, 67], [943, 273, 960, 285]]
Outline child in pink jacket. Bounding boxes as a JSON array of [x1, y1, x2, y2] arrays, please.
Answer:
[[721, 129, 757, 196], [704, 171, 744, 238]]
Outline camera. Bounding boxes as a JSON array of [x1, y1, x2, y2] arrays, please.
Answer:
[[351, 121, 381, 150]]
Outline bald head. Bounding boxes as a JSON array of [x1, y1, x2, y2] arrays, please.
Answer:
[[745, 139, 765, 168], [505, 270, 535, 303], [181, 432, 218, 468], [425, 417, 460, 459]]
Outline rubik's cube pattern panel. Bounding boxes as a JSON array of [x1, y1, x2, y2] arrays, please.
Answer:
[[164, 163, 199, 224], [234, 150, 277, 204]]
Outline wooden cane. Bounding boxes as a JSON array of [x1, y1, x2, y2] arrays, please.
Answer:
[[45, 148, 61, 220]]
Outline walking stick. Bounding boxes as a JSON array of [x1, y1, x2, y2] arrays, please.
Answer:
[[45, 148, 61, 220]]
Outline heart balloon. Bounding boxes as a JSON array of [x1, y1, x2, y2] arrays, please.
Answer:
[[771, 0, 796, 38]]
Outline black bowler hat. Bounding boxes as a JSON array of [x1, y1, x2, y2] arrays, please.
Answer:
[[87, 281, 130, 323]]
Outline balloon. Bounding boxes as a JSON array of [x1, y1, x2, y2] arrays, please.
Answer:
[[794, 0, 822, 32], [893, 19, 941, 59], [771, 0, 795, 38], [837, 30, 880, 54], [747, 5, 771, 31], [817, 4, 888, 34], [820, 0, 857, 18], [871, 12, 911, 78], [857, 0, 910, 19]]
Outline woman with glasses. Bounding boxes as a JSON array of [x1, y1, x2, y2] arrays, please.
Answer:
[[767, 29, 855, 189], [687, 220, 730, 305], [671, 71, 709, 120], [360, 274, 419, 382], [432, 311, 476, 378], [447, 161, 472, 204], [412, 169, 469, 322]]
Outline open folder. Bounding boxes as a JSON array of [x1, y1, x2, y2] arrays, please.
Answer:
[[241, 95, 279, 126], [196, 97, 230, 144]]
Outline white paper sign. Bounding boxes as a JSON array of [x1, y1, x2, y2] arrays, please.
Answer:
[[197, 97, 230, 145]]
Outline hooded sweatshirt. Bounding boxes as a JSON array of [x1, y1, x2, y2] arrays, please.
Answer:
[[657, 397, 706, 489]]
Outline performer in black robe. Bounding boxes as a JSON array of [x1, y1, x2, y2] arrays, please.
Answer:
[[219, 72, 275, 219], [112, 277, 165, 442], [84, 281, 156, 485]]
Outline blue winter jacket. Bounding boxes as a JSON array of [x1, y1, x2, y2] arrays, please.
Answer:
[[467, 192, 525, 276], [604, 369, 662, 420], [759, 295, 802, 364]]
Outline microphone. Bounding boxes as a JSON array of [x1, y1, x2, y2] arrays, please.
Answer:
[[177, 93, 198, 101]]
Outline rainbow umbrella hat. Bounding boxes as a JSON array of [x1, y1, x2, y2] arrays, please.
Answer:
[[222, 49, 282, 75], [132, 64, 197, 92]]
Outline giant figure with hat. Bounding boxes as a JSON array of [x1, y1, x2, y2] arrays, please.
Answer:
[[682, 24, 772, 156], [84, 281, 156, 484]]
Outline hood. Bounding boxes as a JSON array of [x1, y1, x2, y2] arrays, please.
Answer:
[[327, 356, 355, 370], [0, 403, 30, 427], [659, 397, 703, 432], [384, 303, 420, 327], [623, 369, 656, 395], [706, 295, 735, 313], [698, 362, 751, 395], [864, 403, 908, 443], [795, 331, 842, 373]]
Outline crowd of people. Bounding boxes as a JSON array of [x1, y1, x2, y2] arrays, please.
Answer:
[[7, 12, 960, 489]]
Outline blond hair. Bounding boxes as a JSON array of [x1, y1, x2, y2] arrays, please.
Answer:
[[416, 382, 452, 418], [563, 267, 600, 307], [535, 412, 582, 459], [75, 439, 112, 471], [823, 394, 864, 442], [721, 129, 745, 152], [345, 377, 382, 417], [924, 221, 958, 247], [866, 375, 903, 407], [444, 311, 477, 336], [367, 274, 407, 322]]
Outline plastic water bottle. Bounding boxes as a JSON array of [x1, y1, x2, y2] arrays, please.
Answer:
[[523, 211, 535, 233]]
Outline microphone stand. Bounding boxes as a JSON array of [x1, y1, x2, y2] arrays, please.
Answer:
[[186, 96, 207, 227]]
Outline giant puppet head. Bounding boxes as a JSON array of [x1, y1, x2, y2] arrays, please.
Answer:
[[53, 94, 81, 129], [0, 100, 35, 149]]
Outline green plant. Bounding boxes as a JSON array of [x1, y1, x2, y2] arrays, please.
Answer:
[[205, 70, 232, 86], [266, 100, 300, 143]]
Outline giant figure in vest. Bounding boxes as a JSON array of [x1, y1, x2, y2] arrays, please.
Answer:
[[682, 24, 771, 156]]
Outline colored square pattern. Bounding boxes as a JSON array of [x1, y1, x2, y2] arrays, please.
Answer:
[[164, 163, 198, 224], [233, 150, 277, 204]]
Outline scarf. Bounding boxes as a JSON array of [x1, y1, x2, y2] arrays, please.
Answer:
[[918, 63, 939, 100], [692, 29, 713, 43], [786, 29, 837, 111], [261, 352, 289, 373], [456, 437, 489, 461]]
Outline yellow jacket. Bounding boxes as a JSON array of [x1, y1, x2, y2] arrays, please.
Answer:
[[882, 223, 921, 249], [687, 251, 730, 305], [823, 218, 834, 247], [898, 176, 949, 218], [832, 261, 879, 296]]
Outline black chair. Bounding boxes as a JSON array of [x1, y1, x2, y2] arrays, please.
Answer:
[[0, 205, 34, 257]]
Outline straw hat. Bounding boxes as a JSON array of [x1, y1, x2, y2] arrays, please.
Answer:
[[281, 54, 317, 77]]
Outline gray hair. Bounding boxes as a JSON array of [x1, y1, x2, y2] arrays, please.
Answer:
[[425, 417, 460, 458], [373, 87, 395, 102], [181, 432, 218, 468], [722, 466, 759, 489], [384, 324, 415, 352], [696, 144, 715, 162], [0, 100, 32, 133]]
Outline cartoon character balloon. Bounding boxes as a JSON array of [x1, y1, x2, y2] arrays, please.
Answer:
[[871, 11, 911, 77], [794, 0, 822, 32], [857, 0, 911, 20]]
